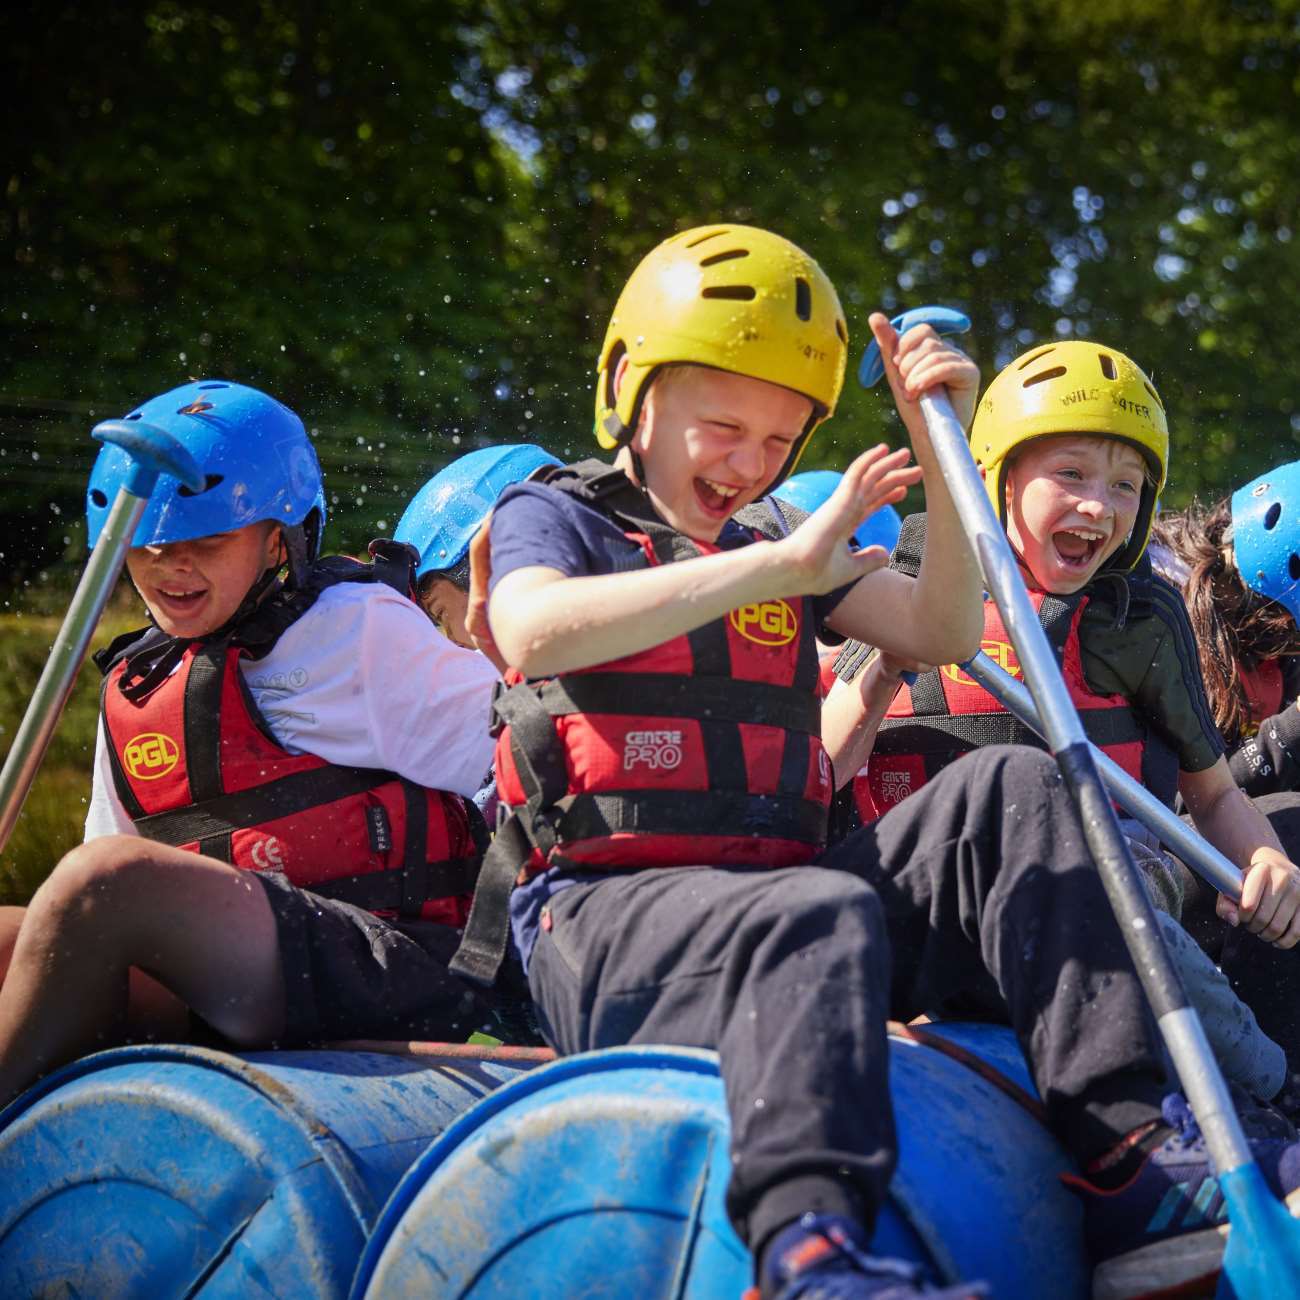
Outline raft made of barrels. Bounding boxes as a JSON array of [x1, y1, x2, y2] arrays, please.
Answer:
[[0, 1044, 532, 1298], [352, 1023, 1089, 1298]]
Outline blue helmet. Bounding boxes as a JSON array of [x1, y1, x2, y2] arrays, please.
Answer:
[[1232, 462, 1300, 623], [86, 380, 326, 570], [395, 443, 561, 581], [773, 469, 903, 553]]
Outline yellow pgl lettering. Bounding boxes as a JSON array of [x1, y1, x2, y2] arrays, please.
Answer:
[[123, 732, 180, 780], [730, 599, 798, 646], [941, 639, 1022, 686]]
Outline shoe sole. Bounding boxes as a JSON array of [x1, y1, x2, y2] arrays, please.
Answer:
[[1092, 1187, 1300, 1300]]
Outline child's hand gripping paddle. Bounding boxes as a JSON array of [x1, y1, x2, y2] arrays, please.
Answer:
[[0, 419, 204, 853], [861, 306, 1300, 1300]]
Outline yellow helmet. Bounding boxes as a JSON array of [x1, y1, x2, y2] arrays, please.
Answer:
[[969, 340, 1169, 572], [594, 224, 848, 486]]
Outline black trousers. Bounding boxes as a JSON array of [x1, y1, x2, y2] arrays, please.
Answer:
[[1180, 790, 1300, 1069], [526, 745, 1169, 1252]]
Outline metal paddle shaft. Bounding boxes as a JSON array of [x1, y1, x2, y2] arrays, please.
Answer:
[[915, 385, 1257, 1180], [0, 420, 203, 855], [962, 650, 1244, 899]]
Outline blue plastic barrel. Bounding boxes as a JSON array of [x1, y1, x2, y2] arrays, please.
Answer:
[[0, 1044, 531, 1298], [353, 1025, 1089, 1298]]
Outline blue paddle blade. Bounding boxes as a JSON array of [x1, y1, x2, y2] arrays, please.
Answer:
[[1215, 1164, 1300, 1299], [858, 305, 972, 389]]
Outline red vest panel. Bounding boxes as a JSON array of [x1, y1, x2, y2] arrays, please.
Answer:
[[102, 638, 478, 925], [493, 498, 831, 875], [854, 590, 1156, 824], [1240, 659, 1285, 738]]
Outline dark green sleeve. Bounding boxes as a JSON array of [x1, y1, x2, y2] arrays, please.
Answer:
[[1079, 578, 1225, 774]]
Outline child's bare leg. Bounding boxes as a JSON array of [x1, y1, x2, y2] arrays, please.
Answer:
[[0, 906, 22, 976], [1, 901, 193, 1044], [0, 835, 285, 1105]]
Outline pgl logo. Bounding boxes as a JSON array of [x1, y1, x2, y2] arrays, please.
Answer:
[[941, 639, 1021, 686], [124, 732, 180, 780], [624, 729, 684, 771], [730, 600, 797, 646]]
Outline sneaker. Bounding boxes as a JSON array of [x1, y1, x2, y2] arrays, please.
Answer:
[[747, 1213, 988, 1300], [1064, 1093, 1300, 1300]]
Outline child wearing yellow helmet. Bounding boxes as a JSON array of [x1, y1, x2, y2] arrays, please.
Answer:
[[828, 339, 1300, 1296], [459, 229, 1296, 1300]]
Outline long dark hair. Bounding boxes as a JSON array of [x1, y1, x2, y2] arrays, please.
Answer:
[[1153, 499, 1300, 743]]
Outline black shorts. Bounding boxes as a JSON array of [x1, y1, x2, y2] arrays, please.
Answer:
[[250, 872, 539, 1046]]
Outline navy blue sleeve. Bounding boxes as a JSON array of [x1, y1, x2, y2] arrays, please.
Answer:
[[813, 580, 857, 635], [488, 481, 644, 591]]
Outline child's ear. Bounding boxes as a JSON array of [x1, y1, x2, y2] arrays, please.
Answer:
[[269, 523, 289, 568], [612, 352, 631, 400]]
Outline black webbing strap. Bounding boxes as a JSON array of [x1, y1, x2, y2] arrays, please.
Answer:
[[131, 764, 408, 846], [448, 815, 533, 987], [832, 640, 875, 684], [366, 537, 420, 599], [527, 674, 820, 735], [905, 669, 948, 717], [556, 788, 828, 844], [492, 685, 567, 860], [399, 779, 432, 916], [184, 642, 232, 859], [311, 855, 481, 912], [872, 705, 1146, 756]]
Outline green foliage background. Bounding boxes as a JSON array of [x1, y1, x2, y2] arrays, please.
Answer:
[[3, 0, 1300, 895]]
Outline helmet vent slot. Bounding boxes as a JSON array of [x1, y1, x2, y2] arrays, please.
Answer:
[[126, 412, 143, 421], [1265, 502, 1283, 531], [1017, 346, 1056, 370], [197, 382, 229, 391], [1022, 366, 1067, 388], [1099, 353, 1117, 380], [177, 473, 225, 498], [686, 230, 728, 248], [702, 285, 757, 302], [794, 277, 812, 321], [1289, 553, 1300, 582], [90, 489, 108, 507], [699, 249, 748, 267]]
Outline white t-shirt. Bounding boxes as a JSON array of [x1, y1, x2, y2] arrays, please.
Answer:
[[86, 581, 500, 840]]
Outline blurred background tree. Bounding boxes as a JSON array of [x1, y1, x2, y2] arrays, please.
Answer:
[[3, 0, 1300, 889]]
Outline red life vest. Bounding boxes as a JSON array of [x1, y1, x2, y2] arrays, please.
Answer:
[[837, 514, 1178, 829], [96, 555, 483, 924], [491, 461, 832, 876], [1240, 659, 1285, 738]]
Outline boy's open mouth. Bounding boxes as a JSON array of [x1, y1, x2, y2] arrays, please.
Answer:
[[1051, 527, 1106, 573], [694, 476, 742, 518], [154, 585, 208, 613]]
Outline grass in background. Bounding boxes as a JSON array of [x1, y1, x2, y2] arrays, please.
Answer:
[[0, 590, 140, 903]]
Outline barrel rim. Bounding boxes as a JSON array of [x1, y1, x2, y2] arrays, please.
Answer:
[[0, 1043, 378, 1230], [349, 1044, 721, 1295]]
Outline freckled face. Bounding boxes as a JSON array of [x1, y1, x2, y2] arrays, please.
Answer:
[[1004, 435, 1146, 594], [626, 364, 812, 542], [126, 521, 284, 637]]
